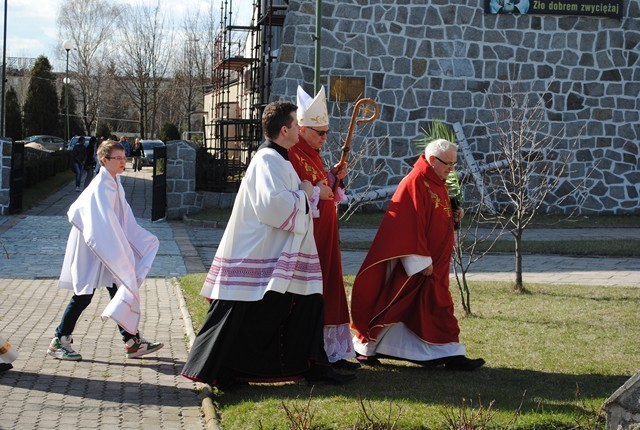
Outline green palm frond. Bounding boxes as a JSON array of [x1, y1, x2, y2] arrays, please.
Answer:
[[415, 120, 463, 203]]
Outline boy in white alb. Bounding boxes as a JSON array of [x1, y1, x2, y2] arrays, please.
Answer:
[[48, 139, 163, 361]]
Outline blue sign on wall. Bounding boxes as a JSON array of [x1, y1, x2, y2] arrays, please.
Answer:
[[485, 0, 623, 19]]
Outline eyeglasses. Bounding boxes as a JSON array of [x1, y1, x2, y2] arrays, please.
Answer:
[[106, 156, 127, 161], [308, 127, 330, 137], [434, 155, 457, 168]]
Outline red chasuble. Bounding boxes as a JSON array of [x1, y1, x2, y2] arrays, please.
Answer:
[[350, 154, 460, 345], [289, 137, 351, 326]]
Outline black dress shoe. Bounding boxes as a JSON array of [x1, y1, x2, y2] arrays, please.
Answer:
[[410, 356, 451, 368], [214, 372, 248, 390], [304, 366, 356, 384], [445, 356, 485, 371], [0, 363, 13, 373], [331, 359, 361, 370]]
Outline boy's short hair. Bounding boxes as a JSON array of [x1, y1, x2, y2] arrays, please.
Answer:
[[97, 140, 125, 162]]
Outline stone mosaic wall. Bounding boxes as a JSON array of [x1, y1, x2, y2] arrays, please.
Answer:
[[166, 140, 202, 220], [165, 140, 237, 219], [604, 371, 640, 429], [271, 0, 640, 214]]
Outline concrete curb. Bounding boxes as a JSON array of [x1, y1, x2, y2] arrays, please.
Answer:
[[173, 278, 222, 430], [201, 385, 223, 430]]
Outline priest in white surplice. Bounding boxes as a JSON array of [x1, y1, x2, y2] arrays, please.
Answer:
[[48, 139, 163, 361], [181, 101, 356, 387]]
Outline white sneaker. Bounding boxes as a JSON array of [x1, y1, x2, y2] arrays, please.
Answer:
[[47, 335, 82, 361], [125, 335, 163, 359]]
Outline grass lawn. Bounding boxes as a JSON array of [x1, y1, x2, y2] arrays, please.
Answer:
[[178, 275, 639, 429], [189, 208, 640, 229], [342, 239, 640, 257]]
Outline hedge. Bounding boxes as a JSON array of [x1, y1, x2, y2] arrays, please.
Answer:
[[23, 151, 72, 188]]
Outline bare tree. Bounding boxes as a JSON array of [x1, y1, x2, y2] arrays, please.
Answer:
[[481, 80, 587, 292], [98, 62, 138, 135], [451, 194, 507, 315], [414, 120, 506, 315], [57, 0, 122, 135], [323, 98, 389, 220], [116, 2, 173, 138], [171, 10, 215, 135]]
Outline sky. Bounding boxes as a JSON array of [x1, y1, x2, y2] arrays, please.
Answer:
[[3, 0, 252, 71]]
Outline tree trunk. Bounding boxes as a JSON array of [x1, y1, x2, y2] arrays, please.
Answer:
[[514, 233, 524, 292], [452, 240, 471, 315], [462, 273, 472, 315]]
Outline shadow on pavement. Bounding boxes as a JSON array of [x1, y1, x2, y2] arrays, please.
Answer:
[[0, 370, 195, 407]]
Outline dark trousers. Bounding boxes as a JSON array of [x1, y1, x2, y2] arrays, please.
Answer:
[[83, 167, 94, 189], [72, 162, 83, 187], [54, 284, 135, 343]]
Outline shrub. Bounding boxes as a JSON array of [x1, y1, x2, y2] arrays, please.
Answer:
[[96, 122, 111, 139], [23, 150, 72, 188], [160, 122, 180, 142]]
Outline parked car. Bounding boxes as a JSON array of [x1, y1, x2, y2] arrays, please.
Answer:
[[22, 135, 66, 151], [140, 140, 165, 166]]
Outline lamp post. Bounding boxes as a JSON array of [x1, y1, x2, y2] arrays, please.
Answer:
[[62, 39, 75, 143], [1, 0, 8, 137], [314, 0, 322, 94]]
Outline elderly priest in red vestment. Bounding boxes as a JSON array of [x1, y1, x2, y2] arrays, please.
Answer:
[[350, 139, 485, 371]]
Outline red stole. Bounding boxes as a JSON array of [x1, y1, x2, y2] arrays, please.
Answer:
[[289, 138, 350, 326], [350, 155, 460, 344]]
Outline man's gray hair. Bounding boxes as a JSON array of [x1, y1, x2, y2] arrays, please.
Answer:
[[424, 139, 458, 158]]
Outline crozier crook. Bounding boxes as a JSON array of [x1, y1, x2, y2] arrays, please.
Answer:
[[333, 98, 379, 192]]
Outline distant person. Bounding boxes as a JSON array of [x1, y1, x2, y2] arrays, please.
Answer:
[[130, 138, 145, 172], [289, 86, 358, 370], [350, 139, 485, 371], [119, 136, 131, 156], [71, 136, 86, 192], [94, 136, 105, 174], [82, 136, 97, 189], [48, 139, 163, 361], [181, 101, 355, 387], [119, 136, 131, 170]]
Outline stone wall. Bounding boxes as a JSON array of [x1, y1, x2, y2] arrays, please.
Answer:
[[604, 371, 640, 429], [24, 146, 55, 162], [272, 0, 640, 214], [166, 140, 202, 220], [165, 140, 238, 219]]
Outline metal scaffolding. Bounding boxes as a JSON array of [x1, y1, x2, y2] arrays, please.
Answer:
[[199, 0, 287, 191]]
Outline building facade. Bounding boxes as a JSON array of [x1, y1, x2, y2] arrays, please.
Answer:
[[269, 0, 639, 214]]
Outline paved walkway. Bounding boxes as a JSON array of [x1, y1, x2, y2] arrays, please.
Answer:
[[1, 166, 639, 429], [0, 167, 204, 430]]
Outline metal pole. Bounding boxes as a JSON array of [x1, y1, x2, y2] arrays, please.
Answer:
[[313, 0, 321, 94], [65, 49, 70, 142], [1, 0, 8, 137]]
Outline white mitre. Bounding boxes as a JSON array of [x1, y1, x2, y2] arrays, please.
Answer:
[[297, 85, 329, 127]]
